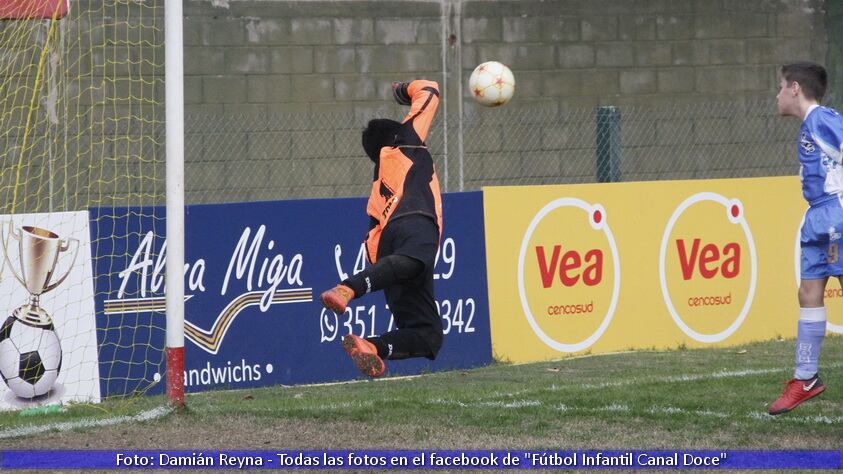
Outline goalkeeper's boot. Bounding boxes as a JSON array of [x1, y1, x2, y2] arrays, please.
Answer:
[[342, 334, 385, 378], [320, 284, 354, 313], [768, 375, 825, 415]]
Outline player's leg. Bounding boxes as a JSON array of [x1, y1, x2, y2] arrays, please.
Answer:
[[769, 206, 836, 414], [369, 275, 443, 361], [344, 254, 425, 299], [768, 276, 829, 415], [336, 215, 439, 376], [338, 272, 441, 377], [372, 327, 442, 360], [795, 277, 828, 381], [319, 254, 424, 314], [365, 216, 442, 361], [335, 256, 427, 378]]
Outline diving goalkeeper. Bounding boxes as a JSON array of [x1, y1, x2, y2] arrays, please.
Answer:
[[319, 79, 444, 378]]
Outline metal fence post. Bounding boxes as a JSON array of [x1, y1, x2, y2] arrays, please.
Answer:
[[596, 106, 622, 183]]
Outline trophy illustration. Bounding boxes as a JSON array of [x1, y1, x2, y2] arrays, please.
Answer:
[[0, 223, 78, 399], [1, 224, 79, 325]]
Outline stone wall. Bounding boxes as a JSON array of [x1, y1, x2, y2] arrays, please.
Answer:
[[1, 0, 831, 210], [183, 0, 827, 112], [171, 0, 828, 201]]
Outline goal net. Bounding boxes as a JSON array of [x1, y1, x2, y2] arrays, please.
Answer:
[[0, 0, 167, 409]]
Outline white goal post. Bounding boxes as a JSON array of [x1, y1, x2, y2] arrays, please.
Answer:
[[0, 0, 186, 409], [164, 0, 186, 408]]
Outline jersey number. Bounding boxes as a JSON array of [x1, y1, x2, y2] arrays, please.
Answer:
[[829, 243, 839, 264]]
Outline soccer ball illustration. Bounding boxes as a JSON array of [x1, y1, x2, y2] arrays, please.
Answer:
[[468, 61, 516, 107], [0, 315, 62, 399]]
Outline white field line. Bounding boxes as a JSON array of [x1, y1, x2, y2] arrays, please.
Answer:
[[0, 406, 173, 439], [425, 364, 843, 425], [8, 362, 840, 439], [198, 399, 382, 413], [197, 373, 425, 392], [202, 364, 842, 418], [578, 367, 785, 390], [426, 399, 541, 409], [509, 350, 639, 366], [427, 398, 842, 425], [201, 398, 538, 413], [746, 411, 843, 424], [198, 350, 654, 395], [261, 350, 645, 391], [200, 396, 843, 425], [476, 362, 843, 400]]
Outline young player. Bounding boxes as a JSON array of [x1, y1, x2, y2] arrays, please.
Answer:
[[769, 61, 837, 415], [319, 79, 444, 378]]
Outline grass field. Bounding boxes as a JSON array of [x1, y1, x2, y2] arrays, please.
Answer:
[[1, 335, 841, 452]]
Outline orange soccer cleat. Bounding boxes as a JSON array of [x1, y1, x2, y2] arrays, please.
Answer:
[[768, 375, 825, 415], [342, 334, 385, 378], [320, 284, 354, 313]]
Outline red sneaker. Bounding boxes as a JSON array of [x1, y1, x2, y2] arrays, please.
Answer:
[[768, 376, 825, 415], [320, 284, 354, 313], [342, 334, 385, 378]]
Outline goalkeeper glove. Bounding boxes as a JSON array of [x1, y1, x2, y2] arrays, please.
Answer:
[[392, 81, 411, 105]]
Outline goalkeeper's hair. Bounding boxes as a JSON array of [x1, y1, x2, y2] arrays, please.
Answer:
[[781, 61, 827, 101], [362, 119, 401, 162]]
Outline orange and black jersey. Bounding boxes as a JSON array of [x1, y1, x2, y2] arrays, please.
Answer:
[[365, 80, 443, 264]]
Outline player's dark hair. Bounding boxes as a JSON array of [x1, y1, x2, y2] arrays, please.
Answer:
[[362, 119, 401, 162], [781, 62, 827, 101]]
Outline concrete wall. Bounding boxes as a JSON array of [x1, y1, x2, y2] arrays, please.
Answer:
[[827, 0, 843, 98], [182, 0, 827, 113], [184, 1, 443, 116], [0, 0, 831, 211], [174, 0, 827, 202]]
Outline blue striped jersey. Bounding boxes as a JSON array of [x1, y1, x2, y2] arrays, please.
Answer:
[[799, 105, 843, 206]]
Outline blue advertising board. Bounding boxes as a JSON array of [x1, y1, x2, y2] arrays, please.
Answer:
[[90, 192, 491, 397]]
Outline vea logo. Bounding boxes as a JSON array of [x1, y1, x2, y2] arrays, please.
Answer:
[[659, 193, 757, 343], [676, 238, 740, 280], [106, 225, 311, 354], [535, 245, 603, 288], [518, 198, 620, 353]]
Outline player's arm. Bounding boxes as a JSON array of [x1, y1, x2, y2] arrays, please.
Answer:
[[393, 80, 440, 142], [814, 118, 843, 164]]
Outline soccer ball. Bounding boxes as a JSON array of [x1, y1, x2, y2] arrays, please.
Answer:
[[468, 61, 516, 107], [0, 315, 62, 399]]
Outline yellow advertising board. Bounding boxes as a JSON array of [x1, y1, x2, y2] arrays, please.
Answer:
[[484, 176, 843, 363]]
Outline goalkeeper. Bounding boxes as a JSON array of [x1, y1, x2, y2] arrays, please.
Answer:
[[320, 79, 444, 378]]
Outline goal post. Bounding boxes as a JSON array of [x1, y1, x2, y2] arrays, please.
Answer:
[[0, 0, 185, 409], [164, 0, 186, 408]]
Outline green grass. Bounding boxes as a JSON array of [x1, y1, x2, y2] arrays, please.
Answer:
[[1, 335, 841, 449]]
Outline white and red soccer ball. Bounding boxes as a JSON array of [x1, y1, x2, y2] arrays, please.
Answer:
[[469, 61, 516, 107]]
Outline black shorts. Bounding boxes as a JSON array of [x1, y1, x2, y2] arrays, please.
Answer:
[[378, 214, 442, 354], [377, 213, 439, 270]]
